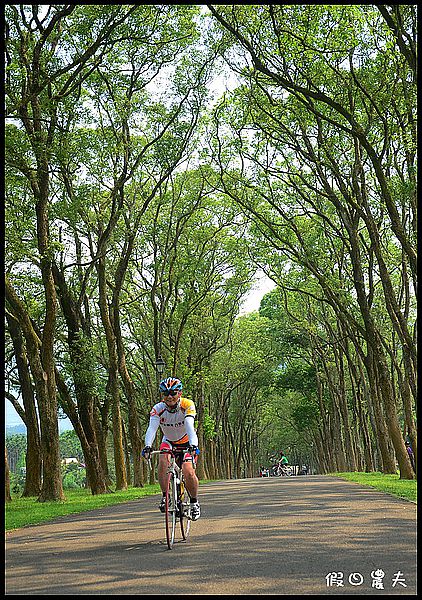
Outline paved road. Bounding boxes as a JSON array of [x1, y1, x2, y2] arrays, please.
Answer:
[[5, 476, 416, 595]]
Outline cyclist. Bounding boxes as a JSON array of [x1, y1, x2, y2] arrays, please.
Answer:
[[142, 377, 201, 521], [269, 450, 289, 475], [278, 451, 289, 473], [273, 451, 289, 475]]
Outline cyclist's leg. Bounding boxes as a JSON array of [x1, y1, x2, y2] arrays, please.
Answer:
[[182, 450, 200, 520], [181, 449, 199, 499], [158, 440, 172, 494]]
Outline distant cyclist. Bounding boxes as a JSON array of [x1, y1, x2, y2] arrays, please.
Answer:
[[277, 451, 290, 475], [269, 451, 289, 476], [141, 377, 201, 521]]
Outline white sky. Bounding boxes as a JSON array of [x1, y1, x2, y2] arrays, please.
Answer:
[[239, 270, 276, 315]]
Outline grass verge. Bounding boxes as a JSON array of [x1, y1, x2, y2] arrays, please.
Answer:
[[331, 472, 417, 503], [5, 484, 161, 531]]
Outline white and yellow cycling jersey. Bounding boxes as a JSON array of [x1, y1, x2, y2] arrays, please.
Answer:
[[145, 397, 198, 446]]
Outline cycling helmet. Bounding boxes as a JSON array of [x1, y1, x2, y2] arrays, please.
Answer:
[[159, 377, 182, 413], [159, 377, 183, 392]]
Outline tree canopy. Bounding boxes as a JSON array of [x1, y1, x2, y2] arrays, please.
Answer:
[[5, 5, 416, 500]]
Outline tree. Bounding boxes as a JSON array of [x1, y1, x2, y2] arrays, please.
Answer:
[[6, 4, 146, 500], [206, 4, 416, 478], [5, 4, 211, 494], [5, 313, 42, 496]]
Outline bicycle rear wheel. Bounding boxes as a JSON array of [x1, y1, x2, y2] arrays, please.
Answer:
[[179, 479, 191, 541], [165, 472, 177, 549]]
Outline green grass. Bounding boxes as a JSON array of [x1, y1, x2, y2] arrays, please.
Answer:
[[331, 471, 417, 503], [5, 484, 161, 531]]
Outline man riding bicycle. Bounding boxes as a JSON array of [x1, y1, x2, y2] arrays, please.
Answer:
[[269, 450, 290, 476], [142, 377, 201, 521]]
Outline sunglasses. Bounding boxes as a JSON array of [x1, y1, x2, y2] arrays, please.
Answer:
[[162, 390, 178, 397]]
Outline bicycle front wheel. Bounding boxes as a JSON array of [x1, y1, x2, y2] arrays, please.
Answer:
[[165, 472, 177, 550], [179, 480, 191, 541]]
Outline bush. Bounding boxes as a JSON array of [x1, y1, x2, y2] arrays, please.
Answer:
[[9, 472, 26, 494], [61, 463, 86, 489]]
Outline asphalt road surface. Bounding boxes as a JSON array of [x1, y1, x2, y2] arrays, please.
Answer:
[[5, 475, 417, 595]]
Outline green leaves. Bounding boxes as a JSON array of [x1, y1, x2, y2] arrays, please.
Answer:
[[5, 4, 416, 482]]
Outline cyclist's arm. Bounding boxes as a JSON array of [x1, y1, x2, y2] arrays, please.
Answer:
[[145, 413, 160, 447], [185, 415, 198, 447]]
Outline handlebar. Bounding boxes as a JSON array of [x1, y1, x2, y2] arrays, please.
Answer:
[[147, 449, 180, 468], [149, 448, 195, 457], [146, 448, 197, 470], [149, 449, 180, 458]]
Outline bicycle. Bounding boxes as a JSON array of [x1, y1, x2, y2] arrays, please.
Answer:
[[279, 464, 292, 477], [148, 448, 194, 550], [272, 462, 292, 477]]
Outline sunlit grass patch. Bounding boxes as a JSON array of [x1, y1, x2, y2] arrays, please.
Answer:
[[332, 472, 417, 503]]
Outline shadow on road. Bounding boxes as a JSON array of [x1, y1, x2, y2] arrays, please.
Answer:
[[6, 476, 416, 595]]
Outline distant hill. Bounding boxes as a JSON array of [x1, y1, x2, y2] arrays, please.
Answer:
[[6, 424, 26, 436], [6, 420, 74, 437]]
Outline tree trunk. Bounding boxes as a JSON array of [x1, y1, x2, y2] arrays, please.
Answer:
[[52, 263, 110, 494], [5, 276, 64, 502], [193, 385, 207, 481], [6, 313, 42, 496], [112, 231, 145, 487], [399, 366, 417, 474], [55, 368, 111, 494], [347, 226, 413, 478], [344, 341, 375, 472], [110, 370, 128, 490], [336, 351, 357, 471], [373, 335, 414, 479], [98, 255, 127, 491], [116, 322, 143, 487], [5, 447, 12, 502]]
